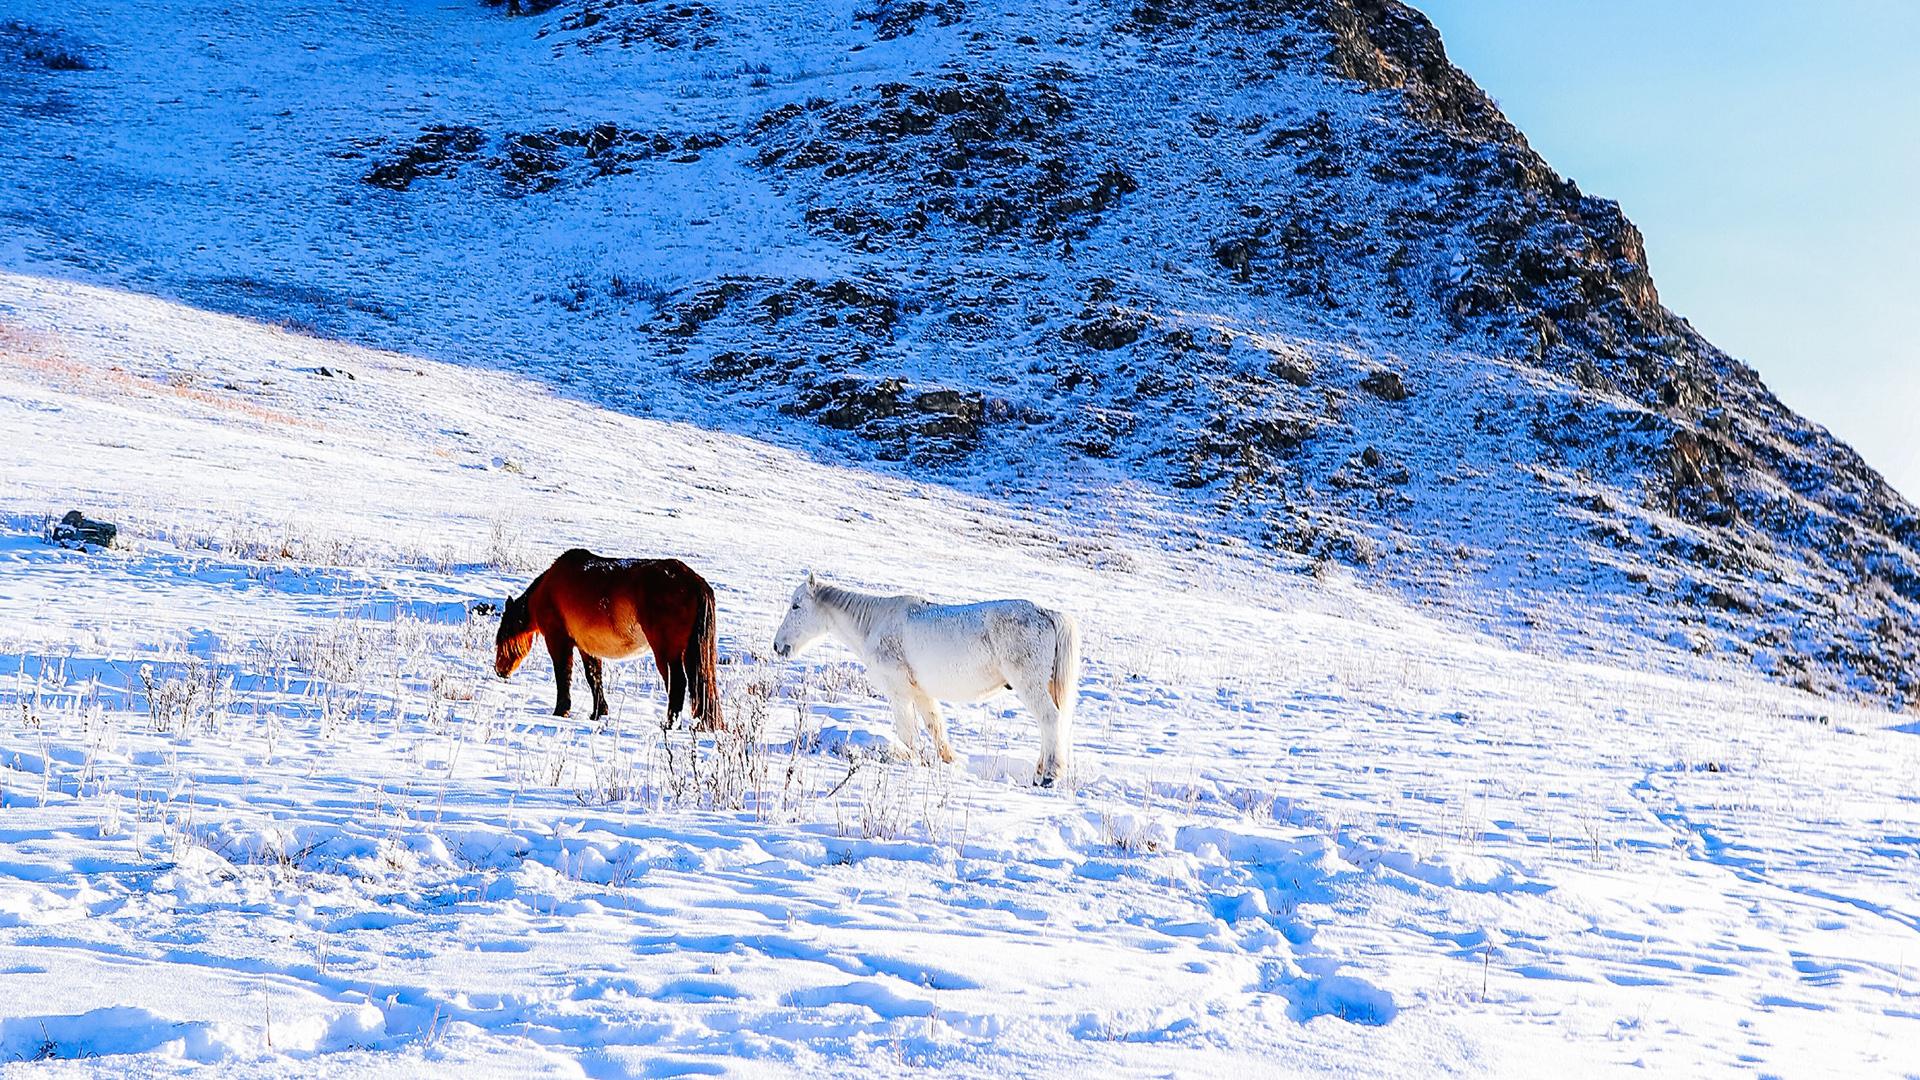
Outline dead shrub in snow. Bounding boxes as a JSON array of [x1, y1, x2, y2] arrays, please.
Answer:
[[654, 671, 771, 812], [137, 658, 228, 735], [483, 517, 543, 573], [656, 723, 765, 811]]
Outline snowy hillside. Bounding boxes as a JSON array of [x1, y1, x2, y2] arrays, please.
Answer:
[[4, 0, 1916, 709], [3, 0, 1920, 1074], [4, 272, 1918, 1076]]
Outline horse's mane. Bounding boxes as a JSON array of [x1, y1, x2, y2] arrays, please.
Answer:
[[814, 583, 899, 637]]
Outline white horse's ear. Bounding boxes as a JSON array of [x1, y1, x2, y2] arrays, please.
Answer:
[[805, 570, 818, 589]]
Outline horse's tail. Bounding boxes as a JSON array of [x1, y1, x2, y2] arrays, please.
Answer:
[[684, 581, 725, 731], [1046, 608, 1081, 722]]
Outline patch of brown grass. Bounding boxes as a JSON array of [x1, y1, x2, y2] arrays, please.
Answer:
[[0, 321, 323, 431]]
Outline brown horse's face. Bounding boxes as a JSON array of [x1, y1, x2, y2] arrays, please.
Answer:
[[495, 594, 535, 678]]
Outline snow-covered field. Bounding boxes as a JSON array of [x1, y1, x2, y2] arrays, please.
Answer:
[[3, 274, 1918, 1076]]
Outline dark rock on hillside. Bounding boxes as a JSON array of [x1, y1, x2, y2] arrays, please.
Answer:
[[858, 0, 971, 39], [1322, 0, 1514, 139], [671, 276, 982, 460], [548, 0, 722, 51], [486, 0, 722, 51], [4, 21, 92, 70], [1066, 309, 1148, 351], [362, 126, 487, 191], [50, 510, 116, 549], [363, 123, 727, 195], [1359, 370, 1409, 402], [784, 376, 986, 461], [753, 72, 1136, 246]]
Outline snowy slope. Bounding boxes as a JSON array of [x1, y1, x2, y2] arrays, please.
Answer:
[[4, 0, 1920, 1074], [3, 275, 1918, 1076], [3, 0, 1916, 710]]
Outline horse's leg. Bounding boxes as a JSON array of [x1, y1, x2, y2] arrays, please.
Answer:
[[652, 647, 685, 728], [871, 671, 923, 762], [581, 654, 609, 721], [666, 660, 688, 728], [1010, 678, 1065, 786], [547, 635, 576, 717], [636, 620, 685, 728], [910, 687, 956, 765], [886, 696, 925, 762]]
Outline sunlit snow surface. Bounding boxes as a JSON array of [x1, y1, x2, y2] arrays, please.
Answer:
[[2, 0, 1919, 1072], [2, 274, 1917, 1077]]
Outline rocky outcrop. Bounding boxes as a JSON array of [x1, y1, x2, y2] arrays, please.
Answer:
[[360, 123, 727, 195], [341, 0, 1920, 710], [785, 376, 987, 461], [753, 73, 1136, 246]]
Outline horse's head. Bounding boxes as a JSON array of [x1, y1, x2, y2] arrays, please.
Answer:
[[772, 572, 830, 660], [494, 592, 535, 678]]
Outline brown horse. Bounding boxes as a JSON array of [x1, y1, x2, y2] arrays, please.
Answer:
[[495, 549, 724, 730]]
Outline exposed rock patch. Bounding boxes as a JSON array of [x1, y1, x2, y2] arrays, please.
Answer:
[[857, 0, 969, 39], [360, 126, 487, 191], [753, 72, 1135, 246], [1359, 370, 1408, 401], [484, 0, 722, 51], [4, 21, 92, 70], [784, 375, 986, 461], [49, 510, 116, 549], [1064, 308, 1148, 351], [361, 124, 727, 194]]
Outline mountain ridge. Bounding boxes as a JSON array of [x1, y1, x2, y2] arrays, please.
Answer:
[[3, 0, 1914, 707]]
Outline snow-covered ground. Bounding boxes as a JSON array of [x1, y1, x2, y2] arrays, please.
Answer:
[[3, 274, 1918, 1076]]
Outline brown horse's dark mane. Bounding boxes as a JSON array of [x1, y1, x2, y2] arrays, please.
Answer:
[[500, 591, 531, 634]]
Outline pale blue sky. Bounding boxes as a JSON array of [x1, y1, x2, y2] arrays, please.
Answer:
[[1418, 0, 1919, 502]]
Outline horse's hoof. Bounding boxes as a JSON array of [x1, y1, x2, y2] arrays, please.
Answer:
[[1036, 774, 1055, 789]]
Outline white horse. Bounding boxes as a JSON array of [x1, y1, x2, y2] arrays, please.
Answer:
[[771, 574, 1081, 785]]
